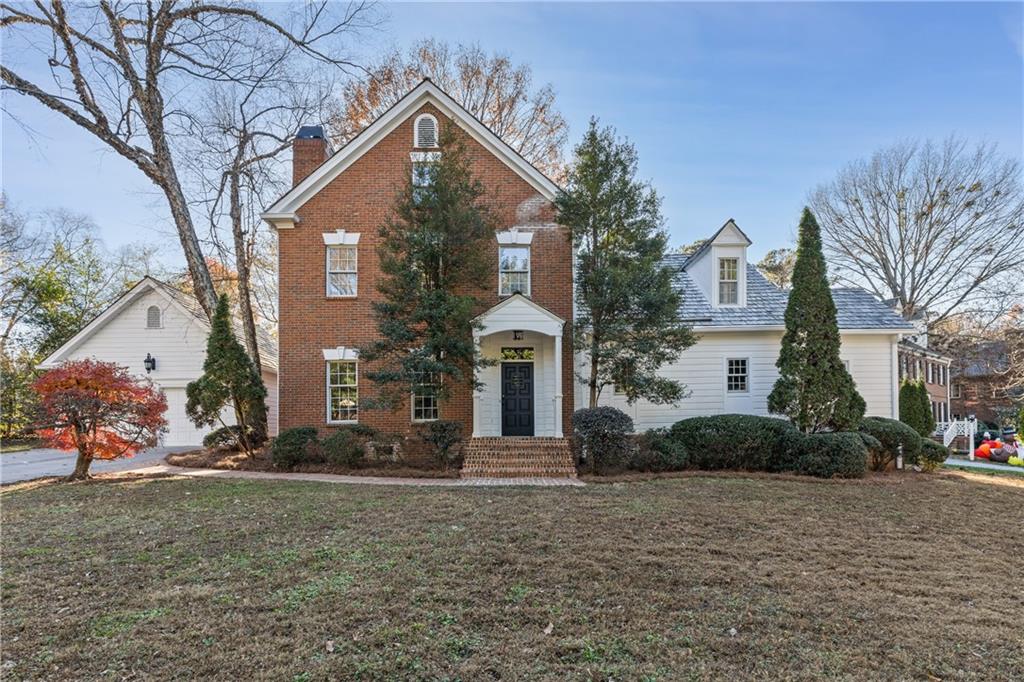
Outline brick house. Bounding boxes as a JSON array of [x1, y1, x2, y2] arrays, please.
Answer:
[[950, 340, 1021, 426], [263, 79, 913, 477], [262, 80, 576, 475], [896, 340, 952, 424]]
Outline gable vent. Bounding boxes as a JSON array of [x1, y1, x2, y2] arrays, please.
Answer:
[[414, 114, 438, 148], [146, 305, 162, 329]]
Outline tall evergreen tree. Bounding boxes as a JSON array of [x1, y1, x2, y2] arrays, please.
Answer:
[[359, 128, 496, 409], [556, 119, 695, 407], [900, 379, 935, 437], [186, 294, 268, 455], [768, 208, 865, 433]]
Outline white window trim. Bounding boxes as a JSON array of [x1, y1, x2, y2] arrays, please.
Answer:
[[951, 383, 962, 399], [725, 357, 750, 394], [146, 305, 163, 329], [498, 244, 531, 297], [322, 347, 359, 361], [496, 229, 534, 245], [413, 114, 439, 148], [322, 230, 361, 246], [410, 151, 441, 163], [325, 358, 359, 424], [326, 244, 358, 298], [717, 257, 740, 307], [410, 371, 440, 423]]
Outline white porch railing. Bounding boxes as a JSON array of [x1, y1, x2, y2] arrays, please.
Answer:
[[936, 420, 978, 459]]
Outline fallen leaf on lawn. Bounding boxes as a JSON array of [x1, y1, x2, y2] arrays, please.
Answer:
[[543, 622, 553, 635], [325, 640, 335, 653]]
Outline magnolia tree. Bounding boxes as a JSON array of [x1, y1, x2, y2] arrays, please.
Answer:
[[33, 359, 167, 481]]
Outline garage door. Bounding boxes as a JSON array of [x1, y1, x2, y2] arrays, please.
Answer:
[[161, 387, 213, 447]]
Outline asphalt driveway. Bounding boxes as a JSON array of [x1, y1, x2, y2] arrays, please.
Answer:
[[0, 446, 196, 484]]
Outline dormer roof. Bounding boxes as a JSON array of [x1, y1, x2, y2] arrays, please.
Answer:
[[682, 219, 751, 269]]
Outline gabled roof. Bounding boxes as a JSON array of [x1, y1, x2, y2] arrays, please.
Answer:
[[683, 219, 752, 267], [664, 250, 914, 332], [263, 79, 560, 225], [474, 293, 565, 337], [39, 277, 278, 371]]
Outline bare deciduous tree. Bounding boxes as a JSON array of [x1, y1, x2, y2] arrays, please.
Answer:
[[331, 38, 568, 178], [810, 137, 1024, 327], [1, 0, 375, 320], [182, 56, 335, 371]]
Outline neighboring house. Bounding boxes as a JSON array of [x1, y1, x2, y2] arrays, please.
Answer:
[[262, 79, 913, 475], [950, 340, 1021, 425], [38, 277, 279, 446], [883, 301, 953, 423], [589, 221, 915, 428], [897, 340, 952, 423]]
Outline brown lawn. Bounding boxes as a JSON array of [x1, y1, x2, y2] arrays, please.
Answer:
[[1, 472, 1022, 680]]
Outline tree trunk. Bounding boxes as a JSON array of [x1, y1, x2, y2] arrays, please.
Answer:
[[588, 337, 600, 409], [228, 170, 263, 375], [152, 147, 219, 321], [66, 450, 92, 481]]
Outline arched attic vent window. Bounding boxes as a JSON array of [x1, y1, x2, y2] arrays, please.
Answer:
[[414, 114, 438, 148], [146, 305, 162, 329]]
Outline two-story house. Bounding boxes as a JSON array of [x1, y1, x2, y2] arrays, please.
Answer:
[[263, 79, 914, 478], [262, 80, 576, 476]]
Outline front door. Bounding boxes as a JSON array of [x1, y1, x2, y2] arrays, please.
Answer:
[[501, 362, 534, 436]]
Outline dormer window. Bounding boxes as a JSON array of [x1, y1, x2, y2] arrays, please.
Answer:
[[718, 258, 738, 305], [146, 305, 162, 328], [414, 114, 438, 148]]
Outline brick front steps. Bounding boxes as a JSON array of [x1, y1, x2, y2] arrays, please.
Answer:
[[461, 437, 577, 479]]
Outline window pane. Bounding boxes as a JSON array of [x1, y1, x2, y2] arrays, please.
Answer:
[[328, 361, 358, 421], [720, 281, 737, 304], [719, 258, 737, 280], [328, 273, 357, 297], [500, 272, 530, 296], [499, 246, 529, 272], [727, 358, 747, 392], [328, 246, 357, 272]]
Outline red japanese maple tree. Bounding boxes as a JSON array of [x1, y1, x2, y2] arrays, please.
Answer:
[[33, 359, 168, 480]]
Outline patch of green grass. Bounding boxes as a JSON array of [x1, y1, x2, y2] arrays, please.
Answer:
[[91, 608, 168, 638], [0, 439, 40, 454], [275, 572, 354, 612]]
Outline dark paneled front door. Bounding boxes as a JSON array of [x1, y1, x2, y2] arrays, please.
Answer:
[[501, 362, 534, 436]]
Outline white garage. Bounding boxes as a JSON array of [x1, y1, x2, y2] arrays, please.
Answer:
[[38, 277, 278, 447]]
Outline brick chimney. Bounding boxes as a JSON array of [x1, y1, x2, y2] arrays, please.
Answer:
[[293, 125, 330, 186]]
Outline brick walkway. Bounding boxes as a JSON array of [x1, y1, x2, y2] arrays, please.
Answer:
[[128, 464, 586, 487]]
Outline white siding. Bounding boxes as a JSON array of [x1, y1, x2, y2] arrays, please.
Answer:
[[578, 330, 898, 431], [48, 287, 279, 444], [476, 331, 557, 436]]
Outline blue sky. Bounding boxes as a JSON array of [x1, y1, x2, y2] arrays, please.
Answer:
[[3, 2, 1021, 263]]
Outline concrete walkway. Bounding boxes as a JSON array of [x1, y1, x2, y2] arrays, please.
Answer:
[[944, 457, 1023, 474], [129, 463, 586, 487]]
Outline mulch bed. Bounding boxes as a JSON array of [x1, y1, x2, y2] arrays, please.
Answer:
[[166, 447, 460, 479]]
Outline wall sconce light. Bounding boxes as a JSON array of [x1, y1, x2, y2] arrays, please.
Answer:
[[513, 330, 524, 340], [144, 353, 156, 373]]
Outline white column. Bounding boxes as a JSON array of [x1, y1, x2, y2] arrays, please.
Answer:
[[472, 333, 482, 438], [553, 333, 563, 438]]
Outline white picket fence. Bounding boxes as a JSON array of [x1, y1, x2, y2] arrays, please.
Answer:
[[935, 420, 978, 459]]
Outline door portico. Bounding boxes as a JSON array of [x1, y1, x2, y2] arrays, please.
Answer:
[[472, 294, 565, 438]]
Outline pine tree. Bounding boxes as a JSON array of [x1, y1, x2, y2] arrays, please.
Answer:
[[359, 127, 496, 409], [768, 208, 865, 433], [556, 119, 695, 407], [186, 294, 268, 455]]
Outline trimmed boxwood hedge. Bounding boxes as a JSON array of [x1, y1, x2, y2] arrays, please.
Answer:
[[633, 428, 689, 472], [919, 439, 951, 470], [271, 426, 319, 469], [668, 414, 804, 473], [794, 432, 868, 478], [859, 417, 922, 470]]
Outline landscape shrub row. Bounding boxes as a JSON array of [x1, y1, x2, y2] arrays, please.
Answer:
[[574, 408, 952, 479], [269, 420, 465, 470]]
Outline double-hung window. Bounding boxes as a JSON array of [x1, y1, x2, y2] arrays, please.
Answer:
[[726, 358, 748, 393], [327, 361, 358, 422], [719, 258, 738, 305], [327, 245, 357, 297], [499, 246, 530, 296], [412, 371, 439, 422]]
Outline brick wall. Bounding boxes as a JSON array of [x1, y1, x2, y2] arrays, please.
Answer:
[[277, 103, 573, 456]]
